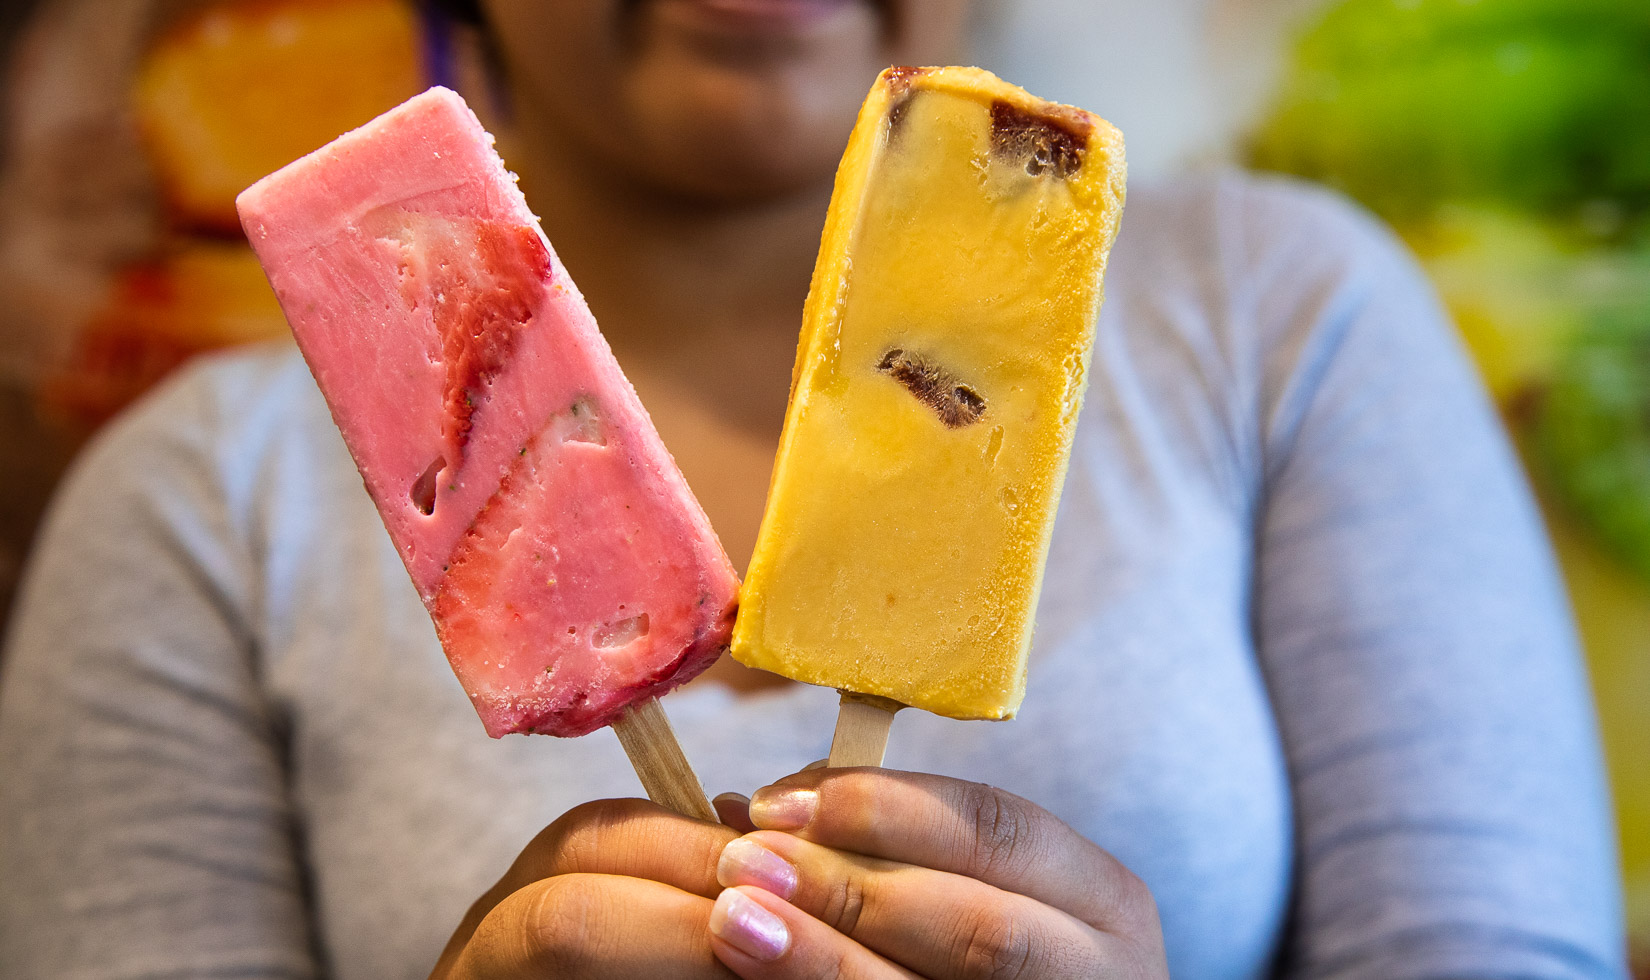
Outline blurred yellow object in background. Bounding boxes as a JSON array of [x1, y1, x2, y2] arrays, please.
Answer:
[[33, 0, 429, 430], [134, 0, 423, 233]]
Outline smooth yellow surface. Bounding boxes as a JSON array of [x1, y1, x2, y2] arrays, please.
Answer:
[[732, 67, 1125, 719], [134, 0, 422, 230]]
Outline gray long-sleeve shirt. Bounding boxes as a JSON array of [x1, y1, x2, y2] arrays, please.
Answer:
[[0, 174, 1626, 978]]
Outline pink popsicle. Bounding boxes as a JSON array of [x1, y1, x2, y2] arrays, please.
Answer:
[[236, 87, 738, 744]]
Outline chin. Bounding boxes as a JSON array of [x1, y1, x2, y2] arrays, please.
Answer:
[[620, 127, 850, 205], [589, 0, 885, 201], [614, 52, 873, 202]]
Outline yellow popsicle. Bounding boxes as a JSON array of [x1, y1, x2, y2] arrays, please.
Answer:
[[732, 67, 1126, 723]]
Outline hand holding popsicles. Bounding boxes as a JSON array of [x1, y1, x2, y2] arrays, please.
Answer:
[[231, 66, 1155, 980], [419, 770, 1166, 979]]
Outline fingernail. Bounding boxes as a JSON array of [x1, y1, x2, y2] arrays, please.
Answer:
[[718, 837, 799, 899], [710, 888, 790, 961], [712, 792, 751, 824], [749, 787, 818, 831]]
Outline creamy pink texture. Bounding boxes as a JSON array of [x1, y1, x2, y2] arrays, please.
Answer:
[[236, 87, 738, 737]]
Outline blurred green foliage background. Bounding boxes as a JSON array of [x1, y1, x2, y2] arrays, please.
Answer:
[[1254, 0, 1650, 221]]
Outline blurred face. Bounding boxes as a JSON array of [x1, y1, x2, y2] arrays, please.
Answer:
[[480, 0, 972, 202]]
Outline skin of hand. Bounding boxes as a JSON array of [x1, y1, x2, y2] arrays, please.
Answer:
[[427, 797, 748, 979], [425, 770, 1166, 980], [706, 769, 1170, 980]]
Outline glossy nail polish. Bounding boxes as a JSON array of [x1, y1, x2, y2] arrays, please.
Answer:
[[748, 787, 818, 830], [710, 888, 790, 961], [718, 837, 799, 899]]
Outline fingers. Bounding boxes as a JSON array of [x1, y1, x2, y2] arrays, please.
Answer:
[[716, 832, 1108, 979], [708, 885, 920, 980], [433, 797, 739, 973], [748, 769, 1158, 936], [449, 873, 733, 980], [504, 796, 739, 900]]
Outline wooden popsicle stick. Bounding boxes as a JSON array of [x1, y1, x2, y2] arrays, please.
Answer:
[[828, 692, 905, 768], [612, 697, 717, 821]]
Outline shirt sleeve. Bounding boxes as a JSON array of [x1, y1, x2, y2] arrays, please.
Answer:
[[1237, 178, 1627, 978], [0, 368, 320, 979]]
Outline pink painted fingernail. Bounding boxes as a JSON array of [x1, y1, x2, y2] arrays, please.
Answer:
[[718, 837, 799, 899], [710, 888, 790, 961], [749, 787, 818, 830]]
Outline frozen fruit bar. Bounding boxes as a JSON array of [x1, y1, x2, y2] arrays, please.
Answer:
[[237, 87, 738, 739], [731, 67, 1125, 721]]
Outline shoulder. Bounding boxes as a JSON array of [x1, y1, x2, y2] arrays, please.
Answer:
[[93, 341, 330, 467], [1112, 171, 1463, 453], [1065, 170, 1479, 525], [36, 344, 351, 617], [67, 342, 342, 525], [1110, 169, 1427, 323]]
